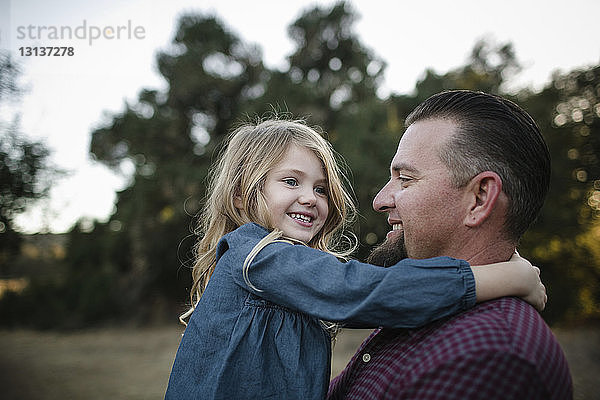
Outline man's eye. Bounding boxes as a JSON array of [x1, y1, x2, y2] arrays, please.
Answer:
[[283, 178, 298, 186], [398, 175, 412, 182]]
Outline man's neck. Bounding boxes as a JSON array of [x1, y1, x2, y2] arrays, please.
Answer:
[[442, 229, 516, 265], [464, 242, 516, 265]]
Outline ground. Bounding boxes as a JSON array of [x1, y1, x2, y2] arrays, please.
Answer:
[[0, 326, 597, 399]]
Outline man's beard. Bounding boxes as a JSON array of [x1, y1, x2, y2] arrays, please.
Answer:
[[367, 233, 409, 267]]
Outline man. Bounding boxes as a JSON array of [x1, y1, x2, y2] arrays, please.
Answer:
[[328, 90, 573, 399]]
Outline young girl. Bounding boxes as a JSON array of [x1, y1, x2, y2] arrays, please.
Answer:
[[165, 119, 545, 400]]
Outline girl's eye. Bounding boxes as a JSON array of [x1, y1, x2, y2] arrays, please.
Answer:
[[315, 186, 328, 196], [283, 178, 298, 186]]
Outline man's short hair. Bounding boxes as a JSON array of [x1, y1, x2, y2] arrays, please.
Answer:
[[405, 90, 550, 240]]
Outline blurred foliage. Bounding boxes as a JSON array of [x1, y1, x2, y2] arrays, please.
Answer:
[[0, 52, 21, 101], [518, 66, 600, 323], [0, 52, 53, 279], [1, 2, 598, 328]]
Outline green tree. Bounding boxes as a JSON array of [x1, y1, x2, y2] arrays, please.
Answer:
[[0, 53, 52, 274], [0, 53, 61, 329], [76, 14, 269, 321], [518, 66, 600, 323], [412, 39, 521, 101], [248, 2, 384, 124]]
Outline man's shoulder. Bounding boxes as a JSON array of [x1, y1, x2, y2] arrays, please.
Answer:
[[365, 297, 572, 399], [329, 299, 572, 400], [457, 296, 547, 334], [407, 297, 559, 362], [441, 297, 548, 338]]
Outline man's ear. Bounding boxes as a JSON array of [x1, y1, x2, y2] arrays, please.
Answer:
[[463, 171, 503, 227]]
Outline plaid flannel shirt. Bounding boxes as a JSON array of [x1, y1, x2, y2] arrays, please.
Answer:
[[328, 297, 573, 400]]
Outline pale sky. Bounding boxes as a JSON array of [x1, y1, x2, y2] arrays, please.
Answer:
[[2, 0, 599, 233]]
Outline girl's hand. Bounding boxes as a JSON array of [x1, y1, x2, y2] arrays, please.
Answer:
[[471, 252, 547, 311], [510, 252, 547, 311]]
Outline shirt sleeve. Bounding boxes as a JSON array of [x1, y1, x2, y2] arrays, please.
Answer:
[[223, 225, 476, 328]]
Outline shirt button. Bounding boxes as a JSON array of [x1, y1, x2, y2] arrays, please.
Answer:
[[362, 353, 371, 363]]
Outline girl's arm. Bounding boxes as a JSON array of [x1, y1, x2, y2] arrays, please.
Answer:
[[223, 224, 474, 328], [472, 252, 546, 311], [223, 224, 544, 328]]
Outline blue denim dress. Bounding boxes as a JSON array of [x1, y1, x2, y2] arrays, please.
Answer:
[[165, 223, 476, 400]]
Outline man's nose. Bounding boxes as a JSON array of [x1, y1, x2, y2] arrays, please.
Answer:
[[373, 182, 394, 212]]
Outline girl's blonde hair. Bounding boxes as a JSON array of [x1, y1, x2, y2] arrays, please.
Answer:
[[181, 118, 357, 324]]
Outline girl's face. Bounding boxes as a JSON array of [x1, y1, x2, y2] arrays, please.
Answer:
[[261, 144, 329, 243]]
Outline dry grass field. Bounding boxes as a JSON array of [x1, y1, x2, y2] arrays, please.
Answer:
[[0, 326, 597, 399]]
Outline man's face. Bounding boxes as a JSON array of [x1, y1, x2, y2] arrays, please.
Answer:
[[371, 118, 468, 260]]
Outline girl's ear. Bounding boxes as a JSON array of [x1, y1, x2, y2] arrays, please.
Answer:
[[463, 171, 503, 227]]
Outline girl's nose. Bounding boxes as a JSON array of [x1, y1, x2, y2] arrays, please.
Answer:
[[299, 189, 317, 206]]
